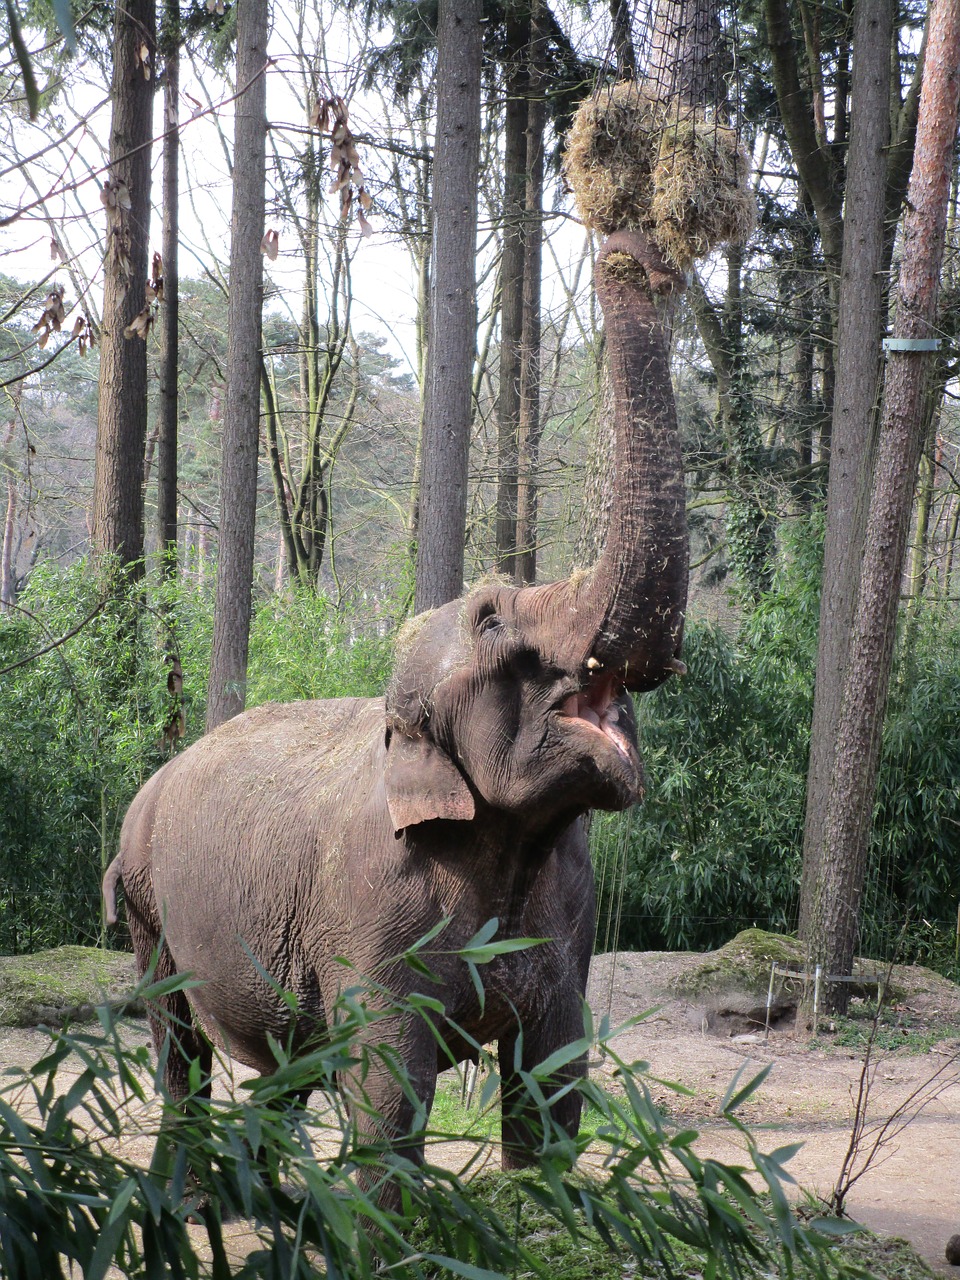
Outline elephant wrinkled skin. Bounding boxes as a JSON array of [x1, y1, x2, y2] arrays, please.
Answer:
[[103, 231, 688, 1182]]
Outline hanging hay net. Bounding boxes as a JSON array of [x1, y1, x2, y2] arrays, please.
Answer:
[[563, 82, 667, 239], [562, 2, 756, 270], [649, 114, 756, 266]]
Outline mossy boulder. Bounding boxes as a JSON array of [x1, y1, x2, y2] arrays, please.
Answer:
[[670, 929, 805, 1002], [0, 946, 140, 1027]]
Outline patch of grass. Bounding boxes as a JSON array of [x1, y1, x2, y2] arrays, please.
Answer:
[[408, 1170, 633, 1280], [811, 998, 958, 1054], [428, 1073, 499, 1141], [837, 1232, 940, 1279], [414, 1175, 940, 1280], [428, 1073, 633, 1150], [0, 945, 138, 1027]]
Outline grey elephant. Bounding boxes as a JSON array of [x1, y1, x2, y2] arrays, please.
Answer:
[[103, 228, 688, 1177]]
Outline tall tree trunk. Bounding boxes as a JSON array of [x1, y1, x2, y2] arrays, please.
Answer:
[[414, 0, 481, 613], [157, 3, 180, 577], [609, 0, 637, 79], [515, 29, 546, 586], [804, 0, 960, 1015], [798, 0, 894, 940], [206, 0, 269, 730], [646, 0, 723, 103], [91, 0, 156, 577], [494, 9, 529, 574], [1, 413, 17, 609], [1, 473, 15, 609]]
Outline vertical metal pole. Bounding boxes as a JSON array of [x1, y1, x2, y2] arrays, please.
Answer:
[[813, 963, 822, 1028]]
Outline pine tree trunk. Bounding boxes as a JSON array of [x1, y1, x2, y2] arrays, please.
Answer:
[[804, 0, 960, 1015], [91, 0, 156, 577], [206, 0, 269, 730], [1, 474, 16, 609], [494, 10, 528, 574], [414, 0, 481, 612], [157, 9, 179, 577], [798, 0, 893, 940], [515, 26, 545, 586]]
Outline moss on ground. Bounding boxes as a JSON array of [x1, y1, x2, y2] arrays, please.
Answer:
[[0, 945, 139, 1027], [669, 928, 806, 1001]]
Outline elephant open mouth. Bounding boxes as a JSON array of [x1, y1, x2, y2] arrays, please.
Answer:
[[556, 672, 635, 766]]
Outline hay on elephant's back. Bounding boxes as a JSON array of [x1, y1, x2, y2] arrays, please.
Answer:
[[650, 118, 756, 268], [563, 82, 667, 236]]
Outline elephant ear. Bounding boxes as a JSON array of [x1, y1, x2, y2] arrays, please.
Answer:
[[384, 729, 475, 834]]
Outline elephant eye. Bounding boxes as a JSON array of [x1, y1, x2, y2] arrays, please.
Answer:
[[477, 612, 502, 636]]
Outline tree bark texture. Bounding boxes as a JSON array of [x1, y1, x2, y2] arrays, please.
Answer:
[[206, 0, 269, 731], [798, 0, 894, 937], [763, 0, 843, 271], [1, 474, 15, 608], [156, 8, 179, 575], [91, 0, 156, 575], [494, 11, 528, 574], [806, 0, 960, 1012], [645, 0, 723, 105], [414, 0, 481, 613], [515, 34, 546, 587], [609, 0, 637, 79]]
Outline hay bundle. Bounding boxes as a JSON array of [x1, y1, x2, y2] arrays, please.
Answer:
[[563, 82, 667, 237], [563, 82, 755, 268], [650, 118, 756, 268]]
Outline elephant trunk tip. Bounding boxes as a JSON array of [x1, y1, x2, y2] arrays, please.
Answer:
[[578, 645, 686, 696]]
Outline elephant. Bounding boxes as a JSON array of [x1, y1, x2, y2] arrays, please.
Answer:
[[102, 227, 689, 1184]]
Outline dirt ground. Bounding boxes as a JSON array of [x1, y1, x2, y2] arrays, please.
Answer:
[[586, 950, 960, 1277], [2, 948, 958, 1275]]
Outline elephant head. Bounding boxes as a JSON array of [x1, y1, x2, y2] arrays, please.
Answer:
[[385, 229, 688, 837]]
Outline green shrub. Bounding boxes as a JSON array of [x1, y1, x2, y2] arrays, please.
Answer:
[[246, 587, 394, 704], [0, 564, 398, 953], [595, 524, 960, 972], [0, 938, 862, 1280], [0, 562, 196, 952]]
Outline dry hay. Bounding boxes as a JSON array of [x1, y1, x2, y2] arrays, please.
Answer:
[[563, 82, 667, 237], [650, 117, 756, 268], [563, 81, 755, 267]]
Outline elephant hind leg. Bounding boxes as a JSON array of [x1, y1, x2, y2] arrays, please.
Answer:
[[126, 897, 212, 1104]]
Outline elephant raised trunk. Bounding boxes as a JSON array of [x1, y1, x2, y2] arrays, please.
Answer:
[[514, 229, 689, 694]]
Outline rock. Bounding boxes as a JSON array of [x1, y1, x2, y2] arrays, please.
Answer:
[[669, 929, 806, 1003], [946, 1234, 960, 1266], [0, 946, 141, 1027]]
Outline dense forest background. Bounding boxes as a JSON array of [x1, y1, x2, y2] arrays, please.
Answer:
[[1, 0, 958, 984]]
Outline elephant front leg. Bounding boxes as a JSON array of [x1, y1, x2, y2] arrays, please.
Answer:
[[340, 1015, 439, 1207], [499, 1015, 586, 1170]]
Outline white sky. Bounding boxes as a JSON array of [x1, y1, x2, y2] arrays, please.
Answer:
[[2, 2, 604, 380]]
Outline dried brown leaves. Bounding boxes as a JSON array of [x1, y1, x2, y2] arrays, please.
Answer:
[[260, 229, 279, 260], [310, 94, 373, 236], [101, 176, 134, 280], [125, 252, 163, 341], [31, 285, 65, 348], [32, 284, 93, 354], [146, 251, 163, 303], [135, 40, 152, 80]]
